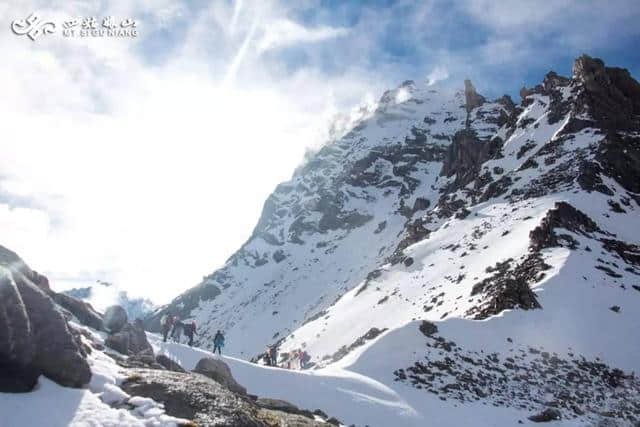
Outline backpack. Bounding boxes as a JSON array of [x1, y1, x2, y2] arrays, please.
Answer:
[[160, 314, 168, 326]]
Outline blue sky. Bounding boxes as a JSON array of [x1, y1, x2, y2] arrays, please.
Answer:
[[132, 0, 640, 100], [2, 0, 639, 303]]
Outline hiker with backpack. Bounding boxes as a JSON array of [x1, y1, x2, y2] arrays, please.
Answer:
[[269, 346, 279, 368], [184, 321, 197, 347], [161, 313, 174, 343], [300, 350, 311, 369], [213, 330, 225, 355], [171, 316, 184, 343]]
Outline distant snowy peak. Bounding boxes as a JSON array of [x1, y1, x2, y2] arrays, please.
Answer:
[[64, 281, 156, 321]]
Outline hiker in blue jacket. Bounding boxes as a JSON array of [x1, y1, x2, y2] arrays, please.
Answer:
[[213, 330, 225, 355]]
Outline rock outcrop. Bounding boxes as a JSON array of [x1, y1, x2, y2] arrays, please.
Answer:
[[156, 354, 186, 373], [0, 246, 91, 392], [122, 368, 325, 427], [464, 79, 485, 113], [194, 357, 247, 395], [105, 319, 153, 356], [50, 292, 104, 331], [573, 54, 640, 131], [104, 305, 128, 333]]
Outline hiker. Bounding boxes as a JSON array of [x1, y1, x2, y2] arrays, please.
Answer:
[[161, 313, 174, 343], [264, 347, 272, 366], [269, 346, 279, 368], [282, 352, 292, 369], [300, 350, 311, 369], [291, 350, 301, 369], [171, 316, 184, 343], [184, 321, 197, 347], [213, 330, 225, 355]]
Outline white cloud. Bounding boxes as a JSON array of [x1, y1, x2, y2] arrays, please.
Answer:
[[256, 18, 348, 53], [0, 0, 375, 303], [426, 66, 449, 86]]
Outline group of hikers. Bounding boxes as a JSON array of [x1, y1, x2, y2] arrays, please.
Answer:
[[159, 313, 310, 368], [263, 345, 312, 370], [160, 313, 225, 354]]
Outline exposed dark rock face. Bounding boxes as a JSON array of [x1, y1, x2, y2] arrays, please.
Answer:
[[122, 369, 324, 427], [104, 305, 128, 333], [595, 133, 640, 194], [0, 247, 91, 391], [467, 254, 547, 320], [480, 176, 513, 202], [441, 129, 500, 190], [194, 357, 247, 395], [464, 80, 486, 113], [529, 202, 600, 251], [389, 219, 432, 265], [573, 54, 640, 131]]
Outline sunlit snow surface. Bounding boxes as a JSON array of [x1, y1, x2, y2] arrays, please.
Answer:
[[150, 332, 625, 427]]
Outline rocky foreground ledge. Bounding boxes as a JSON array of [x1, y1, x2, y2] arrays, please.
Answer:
[[0, 245, 340, 426]]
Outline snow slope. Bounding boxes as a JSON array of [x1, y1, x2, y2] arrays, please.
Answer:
[[151, 330, 636, 427], [150, 81, 510, 356]]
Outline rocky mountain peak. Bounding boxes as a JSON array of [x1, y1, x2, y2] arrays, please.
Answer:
[[464, 79, 485, 113], [573, 54, 609, 87], [573, 54, 640, 131]]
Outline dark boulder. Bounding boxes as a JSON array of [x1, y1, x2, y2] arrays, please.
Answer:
[[0, 261, 91, 391], [104, 305, 127, 333], [528, 408, 562, 422], [105, 320, 153, 356], [194, 357, 247, 395], [105, 330, 129, 355], [156, 354, 186, 373]]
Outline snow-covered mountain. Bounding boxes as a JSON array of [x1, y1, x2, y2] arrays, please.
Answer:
[[148, 55, 640, 423], [65, 281, 156, 321]]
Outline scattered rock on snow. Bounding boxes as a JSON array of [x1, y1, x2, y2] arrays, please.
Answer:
[[528, 408, 562, 422], [418, 320, 438, 337]]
